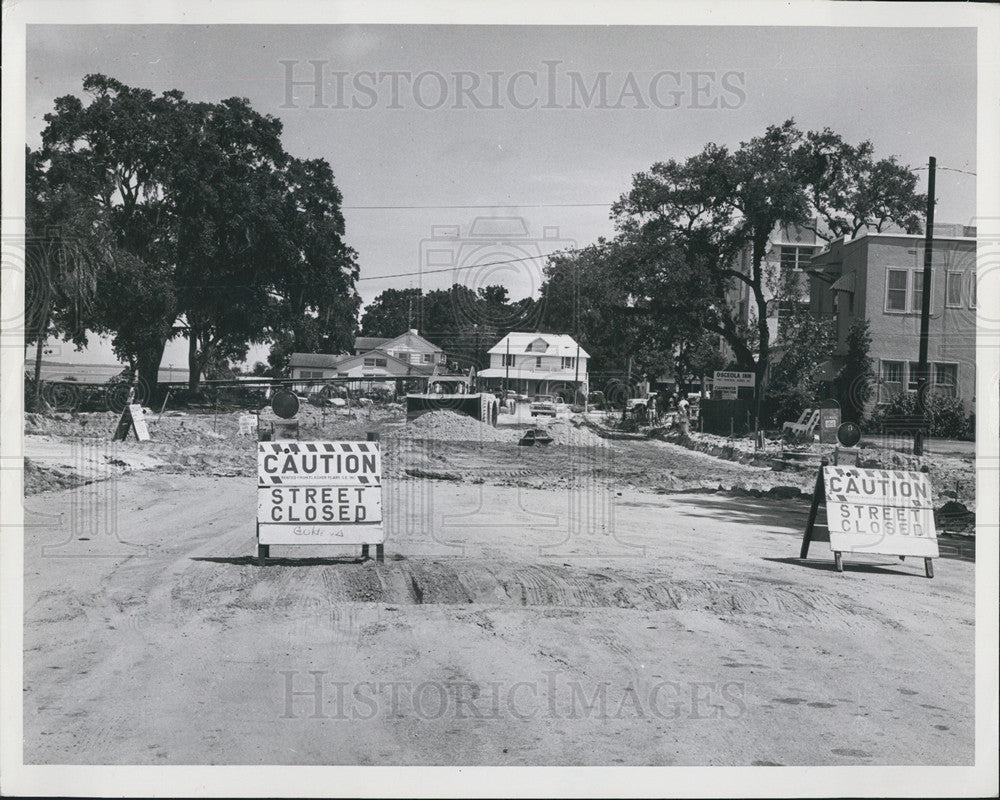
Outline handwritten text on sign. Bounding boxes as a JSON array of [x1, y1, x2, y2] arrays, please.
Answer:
[[823, 466, 938, 558], [257, 441, 383, 546]]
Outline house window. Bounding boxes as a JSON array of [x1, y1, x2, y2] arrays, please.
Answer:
[[946, 272, 964, 308], [934, 363, 958, 397], [561, 356, 575, 369], [502, 354, 515, 367], [886, 269, 908, 312], [907, 361, 924, 392], [363, 357, 387, 368], [969, 272, 977, 309], [535, 356, 543, 369], [299, 370, 323, 379], [422, 353, 434, 363]]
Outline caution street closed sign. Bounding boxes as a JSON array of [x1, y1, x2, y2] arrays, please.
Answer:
[[823, 466, 938, 558], [256, 441, 383, 547]]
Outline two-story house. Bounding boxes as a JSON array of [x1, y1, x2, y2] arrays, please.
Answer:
[[479, 332, 589, 400], [289, 329, 446, 394], [808, 225, 977, 414]]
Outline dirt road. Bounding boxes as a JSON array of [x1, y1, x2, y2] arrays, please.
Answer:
[[23, 467, 974, 766]]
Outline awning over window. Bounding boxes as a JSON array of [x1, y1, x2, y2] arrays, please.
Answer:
[[830, 271, 856, 294]]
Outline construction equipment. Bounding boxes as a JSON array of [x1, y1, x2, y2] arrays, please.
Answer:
[[405, 366, 499, 426]]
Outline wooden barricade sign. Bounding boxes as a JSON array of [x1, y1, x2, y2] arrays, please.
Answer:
[[112, 404, 150, 442], [255, 440, 384, 564], [800, 463, 937, 577]]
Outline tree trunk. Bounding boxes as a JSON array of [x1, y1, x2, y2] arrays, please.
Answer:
[[136, 338, 168, 404], [187, 327, 200, 392], [32, 308, 50, 411]]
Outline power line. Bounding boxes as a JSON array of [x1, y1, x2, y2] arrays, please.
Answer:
[[357, 247, 586, 281], [913, 165, 977, 176]]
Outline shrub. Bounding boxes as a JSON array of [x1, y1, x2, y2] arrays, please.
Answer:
[[867, 390, 973, 440]]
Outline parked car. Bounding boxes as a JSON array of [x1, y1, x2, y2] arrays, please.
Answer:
[[587, 390, 606, 409], [530, 395, 566, 417]]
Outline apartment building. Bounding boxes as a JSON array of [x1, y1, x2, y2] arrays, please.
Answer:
[[808, 225, 977, 413]]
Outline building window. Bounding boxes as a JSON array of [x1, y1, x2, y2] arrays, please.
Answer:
[[502, 353, 515, 367], [561, 356, 575, 369], [778, 245, 816, 270], [946, 272, 964, 307], [363, 357, 387, 368], [934, 363, 958, 397], [907, 361, 924, 392], [886, 269, 908, 312], [969, 272, 977, 309], [535, 356, 543, 369], [299, 370, 323, 379], [879, 360, 904, 403], [885, 268, 931, 314], [422, 353, 434, 363]]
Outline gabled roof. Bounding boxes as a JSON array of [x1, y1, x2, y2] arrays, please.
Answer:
[[488, 332, 589, 359], [289, 352, 350, 369], [354, 329, 443, 355], [353, 336, 392, 352]]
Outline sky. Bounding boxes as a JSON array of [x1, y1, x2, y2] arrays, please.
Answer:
[[24, 24, 978, 368]]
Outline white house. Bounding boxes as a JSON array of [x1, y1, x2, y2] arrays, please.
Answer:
[[479, 332, 589, 399]]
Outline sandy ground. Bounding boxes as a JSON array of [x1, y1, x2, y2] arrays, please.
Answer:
[[23, 447, 974, 765]]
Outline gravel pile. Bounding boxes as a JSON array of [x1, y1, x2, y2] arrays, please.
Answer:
[[539, 420, 609, 448]]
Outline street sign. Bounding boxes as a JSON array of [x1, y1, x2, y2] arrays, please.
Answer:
[[800, 464, 938, 576], [824, 466, 938, 557], [256, 441, 384, 557]]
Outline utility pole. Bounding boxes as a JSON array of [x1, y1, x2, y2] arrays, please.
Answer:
[[504, 335, 510, 394], [914, 156, 936, 456]]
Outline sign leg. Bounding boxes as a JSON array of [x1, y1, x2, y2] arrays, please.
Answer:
[[800, 464, 826, 559], [924, 558, 934, 579], [376, 544, 384, 564], [361, 544, 370, 560], [257, 543, 269, 566], [834, 551, 843, 572]]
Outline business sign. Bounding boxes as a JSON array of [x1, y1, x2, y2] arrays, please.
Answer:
[[823, 466, 938, 558], [713, 371, 756, 390], [256, 441, 383, 546]]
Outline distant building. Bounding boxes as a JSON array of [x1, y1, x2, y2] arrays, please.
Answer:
[[289, 329, 445, 394], [479, 332, 589, 399], [363, 329, 447, 368], [808, 226, 977, 414], [720, 221, 821, 364], [288, 352, 350, 382]]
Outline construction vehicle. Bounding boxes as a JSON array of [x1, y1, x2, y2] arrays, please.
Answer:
[[405, 366, 499, 426]]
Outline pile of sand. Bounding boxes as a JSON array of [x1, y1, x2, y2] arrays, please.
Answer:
[[540, 419, 609, 449], [393, 410, 516, 443]]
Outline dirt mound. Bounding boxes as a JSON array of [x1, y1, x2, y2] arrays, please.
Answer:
[[393, 410, 516, 443], [537, 419, 608, 448]]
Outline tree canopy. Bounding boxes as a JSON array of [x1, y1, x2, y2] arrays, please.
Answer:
[[30, 74, 359, 394]]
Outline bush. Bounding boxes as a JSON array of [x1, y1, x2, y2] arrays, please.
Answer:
[[866, 390, 974, 440]]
